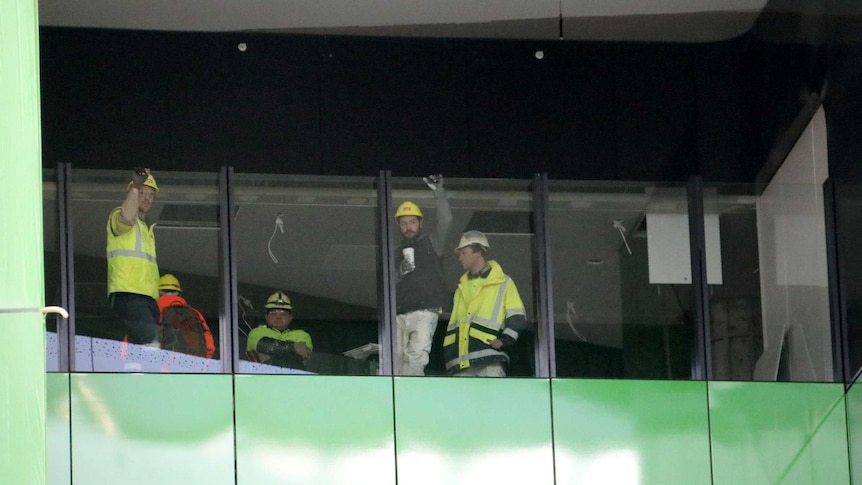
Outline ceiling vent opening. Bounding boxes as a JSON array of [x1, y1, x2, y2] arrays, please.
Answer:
[[156, 204, 219, 229]]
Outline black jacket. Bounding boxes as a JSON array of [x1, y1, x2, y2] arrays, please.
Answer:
[[396, 234, 447, 313]]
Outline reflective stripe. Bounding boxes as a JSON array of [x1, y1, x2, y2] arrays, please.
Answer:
[[107, 220, 156, 263], [468, 327, 496, 344], [446, 348, 507, 370], [464, 279, 508, 330], [107, 248, 158, 264], [490, 276, 508, 322], [506, 308, 526, 317], [469, 315, 502, 331], [502, 327, 519, 339]]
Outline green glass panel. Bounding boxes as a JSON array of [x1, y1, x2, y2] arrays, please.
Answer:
[[394, 377, 554, 485], [70, 374, 235, 484], [235, 375, 395, 485], [47, 374, 71, 485], [847, 383, 862, 484], [552, 379, 711, 485], [709, 382, 849, 485]]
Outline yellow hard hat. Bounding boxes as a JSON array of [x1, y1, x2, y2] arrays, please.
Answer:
[[265, 291, 293, 312], [143, 174, 159, 192], [454, 230, 490, 252], [128, 174, 159, 192], [158, 274, 182, 292], [395, 201, 423, 219]]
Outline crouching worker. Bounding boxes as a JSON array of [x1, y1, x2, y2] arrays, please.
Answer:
[[157, 274, 216, 359], [247, 291, 313, 370]]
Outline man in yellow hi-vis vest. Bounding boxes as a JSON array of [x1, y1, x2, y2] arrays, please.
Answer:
[[106, 167, 160, 346], [443, 231, 526, 377]]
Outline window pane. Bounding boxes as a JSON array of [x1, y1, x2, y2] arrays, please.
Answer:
[[703, 184, 763, 381], [752, 178, 832, 382], [548, 181, 692, 379], [71, 169, 222, 373], [392, 176, 537, 377], [234, 174, 381, 375]]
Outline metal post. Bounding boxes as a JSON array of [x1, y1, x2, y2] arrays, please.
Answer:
[[532, 173, 555, 378], [687, 176, 710, 380], [376, 170, 395, 375], [219, 167, 238, 373]]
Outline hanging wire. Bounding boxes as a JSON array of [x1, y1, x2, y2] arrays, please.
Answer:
[[566, 300, 588, 342], [613, 219, 633, 255], [238, 295, 254, 336], [268, 213, 284, 263]]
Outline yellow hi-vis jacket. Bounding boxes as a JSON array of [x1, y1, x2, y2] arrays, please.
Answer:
[[443, 260, 525, 373], [106, 207, 159, 300]]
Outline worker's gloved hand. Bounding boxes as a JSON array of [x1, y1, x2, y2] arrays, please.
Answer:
[[131, 167, 149, 185], [423, 174, 443, 191]]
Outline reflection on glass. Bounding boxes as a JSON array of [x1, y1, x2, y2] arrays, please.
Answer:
[[44, 169, 62, 372], [234, 175, 380, 375], [703, 185, 763, 381], [838, 184, 862, 383], [548, 182, 691, 379], [751, 179, 832, 382], [392, 177, 537, 377], [71, 169, 222, 373]]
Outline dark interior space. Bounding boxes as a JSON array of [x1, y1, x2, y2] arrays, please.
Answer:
[[38, 26, 825, 183]]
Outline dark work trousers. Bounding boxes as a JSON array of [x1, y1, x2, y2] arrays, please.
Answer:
[[110, 292, 160, 344]]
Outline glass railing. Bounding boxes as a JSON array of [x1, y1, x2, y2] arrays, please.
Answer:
[[44, 168, 841, 382]]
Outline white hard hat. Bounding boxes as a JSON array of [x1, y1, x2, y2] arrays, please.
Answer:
[[454, 230, 490, 252]]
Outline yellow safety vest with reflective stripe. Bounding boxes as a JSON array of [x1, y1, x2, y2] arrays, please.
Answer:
[[106, 207, 159, 300], [443, 260, 525, 372]]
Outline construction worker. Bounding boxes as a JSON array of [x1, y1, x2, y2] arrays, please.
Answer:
[[246, 291, 313, 370], [394, 174, 452, 375], [106, 167, 160, 346], [157, 274, 216, 359], [443, 231, 526, 377]]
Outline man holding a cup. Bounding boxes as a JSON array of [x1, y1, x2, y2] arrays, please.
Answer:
[[393, 174, 452, 375]]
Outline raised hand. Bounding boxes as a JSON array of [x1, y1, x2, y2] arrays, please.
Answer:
[[423, 174, 443, 191], [131, 167, 150, 185]]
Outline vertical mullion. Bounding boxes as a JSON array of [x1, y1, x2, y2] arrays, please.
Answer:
[[57, 163, 74, 372], [220, 167, 238, 373], [377, 170, 395, 375], [532, 173, 555, 378]]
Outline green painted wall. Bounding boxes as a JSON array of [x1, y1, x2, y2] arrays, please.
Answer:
[[48, 376, 860, 484], [394, 377, 555, 485], [709, 382, 849, 485], [69, 374, 235, 484], [552, 379, 712, 485], [1, 0, 46, 484], [235, 375, 396, 485]]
